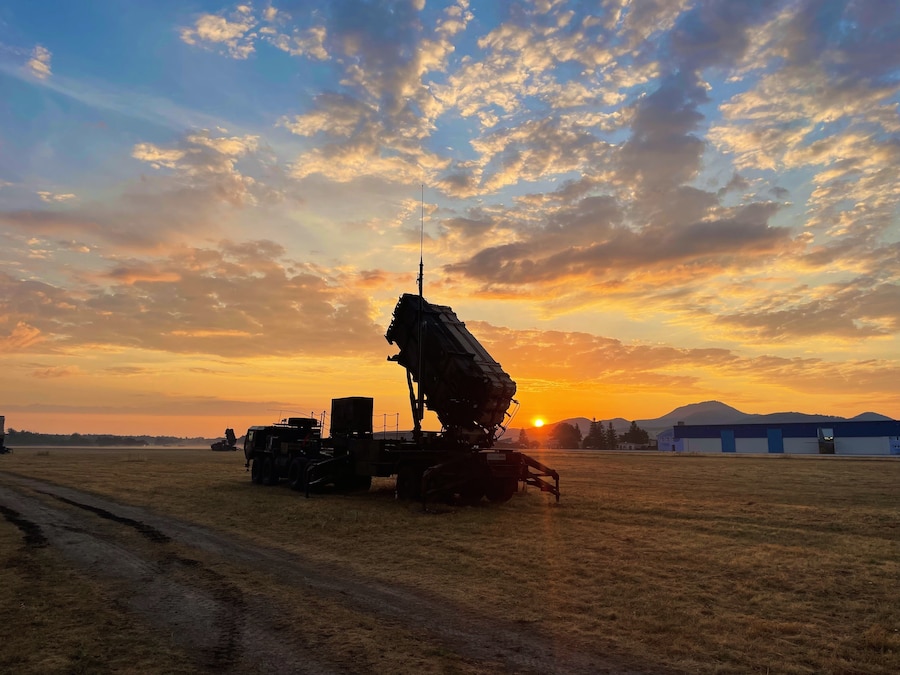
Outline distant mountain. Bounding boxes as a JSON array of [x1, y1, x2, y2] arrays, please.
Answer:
[[850, 412, 894, 422], [504, 400, 896, 442], [643, 401, 749, 428]]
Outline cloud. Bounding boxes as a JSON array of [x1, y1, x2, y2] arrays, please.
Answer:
[[709, 1, 900, 238], [180, 10, 256, 59], [0, 321, 44, 353], [713, 278, 900, 342], [717, 172, 751, 198], [26, 45, 51, 79], [0, 241, 386, 358], [132, 131, 264, 205], [0, 129, 276, 252], [266, 25, 329, 60], [447, 199, 792, 286], [441, 52, 795, 297], [130, 144, 187, 169], [1, 199, 202, 252], [281, 94, 450, 183], [475, 321, 900, 404], [33, 366, 79, 378], [618, 72, 709, 195], [667, 0, 782, 73], [471, 115, 613, 193], [37, 191, 77, 203], [274, 1, 476, 187]]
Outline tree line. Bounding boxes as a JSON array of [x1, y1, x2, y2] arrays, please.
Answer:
[[3, 429, 209, 447], [518, 419, 651, 449]]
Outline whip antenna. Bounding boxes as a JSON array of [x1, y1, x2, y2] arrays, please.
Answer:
[[415, 184, 425, 432], [418, 184, 424, 298]]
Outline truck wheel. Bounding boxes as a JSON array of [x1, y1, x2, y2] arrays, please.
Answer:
[[396, 466, 423, 500], [486, 477, 517, 504], [349, 474, 372, 492], [457, 484, 484, 506], [250, 458, 263, 484], [287, 458, 308, 491], [261, 456, 278, 486]]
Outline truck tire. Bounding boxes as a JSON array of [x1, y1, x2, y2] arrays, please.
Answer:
[[457, 483, 484, 506], [250, 458, 263, 484], [395, 466, 423, 500], [261, 456, 278, 486], [486, 477, 517, 503], [287, 457, 308, 491], [348, 474, 372, 492]]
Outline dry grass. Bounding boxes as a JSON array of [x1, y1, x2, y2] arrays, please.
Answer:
[[2, 447, 899, 674]]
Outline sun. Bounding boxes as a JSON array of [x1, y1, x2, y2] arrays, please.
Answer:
[[533, 418, 545, 428]]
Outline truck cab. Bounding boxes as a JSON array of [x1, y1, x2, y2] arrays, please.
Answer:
[[244, 417, 322, 487]]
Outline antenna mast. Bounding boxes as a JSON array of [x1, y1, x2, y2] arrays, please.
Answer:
[[414, 185, 425, 437], [418, 184, 424, 298]]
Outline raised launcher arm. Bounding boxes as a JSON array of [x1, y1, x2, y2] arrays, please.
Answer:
[[386, 293, 517, 447]]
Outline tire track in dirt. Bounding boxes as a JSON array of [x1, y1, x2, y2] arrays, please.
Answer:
[[45, 492, 173, 543], [1, 474, 661, 675], [0, 481, 338, 674], [40, 491, 247, 668], [0, 503, 48, 548]]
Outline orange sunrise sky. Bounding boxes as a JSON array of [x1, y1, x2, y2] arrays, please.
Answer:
[[1, 1, 899, 437]]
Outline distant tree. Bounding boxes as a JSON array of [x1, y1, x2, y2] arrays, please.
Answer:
[[550, 422, 582, 448], [606, 422, 618, 450], [622, 421, 650, 445], [517, 428, 530, 448], [582, 419, 606, 449]]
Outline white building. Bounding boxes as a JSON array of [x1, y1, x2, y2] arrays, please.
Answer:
[[673, 420, 900, 456]]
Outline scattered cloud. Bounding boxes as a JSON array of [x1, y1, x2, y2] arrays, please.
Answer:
[[26, 44, 51, 79], [0, 241, 385, 358], [37, 191, 77, 203], [180, 9, 256, 59], [33, 365, 79, 378], [0, 321, 43, 353]]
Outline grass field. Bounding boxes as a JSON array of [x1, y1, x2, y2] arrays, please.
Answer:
[[2, 448, 899, 674]]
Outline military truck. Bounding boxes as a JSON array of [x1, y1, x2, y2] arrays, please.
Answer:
[[242, 293, 559, 505], [244, 416, 325, 488]]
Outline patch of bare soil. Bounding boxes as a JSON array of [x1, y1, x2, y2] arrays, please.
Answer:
[[0, 474, 659, 674]]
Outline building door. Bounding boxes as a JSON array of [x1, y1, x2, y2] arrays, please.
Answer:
[[890, 437, 900, 455], [720, 429, 735, 453], [767, 428, 784, 453]]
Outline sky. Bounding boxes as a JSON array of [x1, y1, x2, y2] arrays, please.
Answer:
[[1, 0, 899, 437]]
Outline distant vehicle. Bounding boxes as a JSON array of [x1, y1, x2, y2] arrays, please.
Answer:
[[210, 428, 238, 452], [242, 292, 560, 506], [0, 415, 9, 454]]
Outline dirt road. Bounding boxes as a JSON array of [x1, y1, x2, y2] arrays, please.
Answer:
[[0, 473, 651, 674]]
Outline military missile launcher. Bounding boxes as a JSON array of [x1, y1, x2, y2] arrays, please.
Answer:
[[242, 293, 559, 505]]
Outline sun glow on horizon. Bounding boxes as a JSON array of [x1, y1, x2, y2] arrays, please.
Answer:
[[533, 418, 545, 428]]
